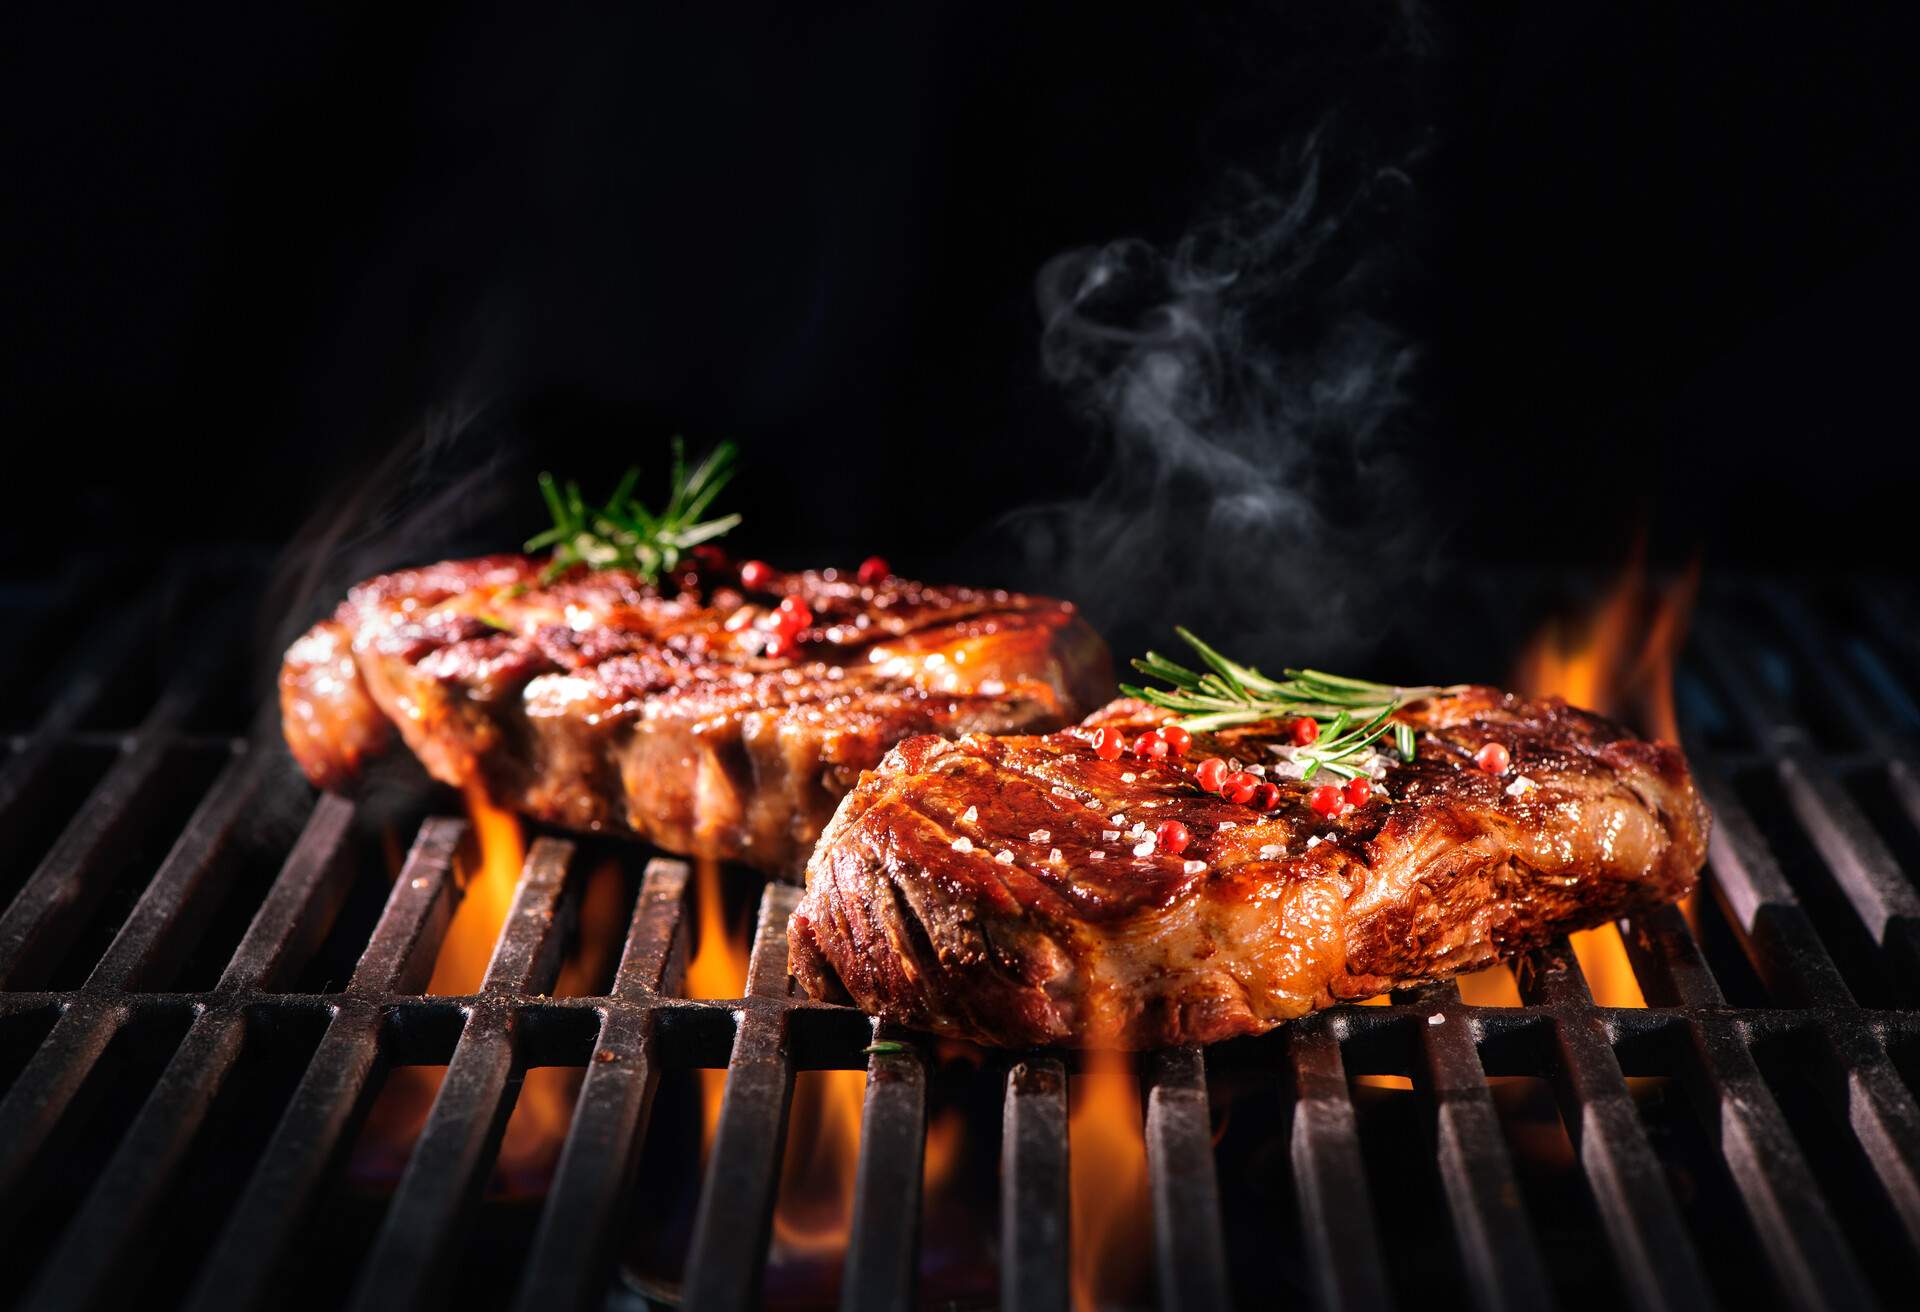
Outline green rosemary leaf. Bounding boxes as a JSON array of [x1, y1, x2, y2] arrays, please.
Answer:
[[526, 441, 741, 585]]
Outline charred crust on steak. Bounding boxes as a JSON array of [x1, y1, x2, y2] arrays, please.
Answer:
[[789, 687, 1711, 1048], [280, 554, 1111, 877]]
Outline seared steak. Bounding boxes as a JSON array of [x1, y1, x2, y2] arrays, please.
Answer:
[[281, 555, 1111, 876], [789, 689, 1708, 1047]]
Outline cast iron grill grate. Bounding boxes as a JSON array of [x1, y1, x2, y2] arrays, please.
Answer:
[[1, 556, 1918, 1311]]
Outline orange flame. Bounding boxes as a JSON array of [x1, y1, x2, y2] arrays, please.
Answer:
[[771, 1070, 866, 1266], [1513, 550, 1701, 1004], [1069, 1051, 1151, 1310], [351, 787, 613, 1195], [686, 857, 749, 1154]]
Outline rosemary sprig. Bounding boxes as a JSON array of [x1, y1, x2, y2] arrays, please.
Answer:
[[1121, 627, 1451, 777], [525, 438, 741, 584]]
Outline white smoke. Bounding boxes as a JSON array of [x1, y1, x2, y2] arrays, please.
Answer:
[[1014, 136, 1429, 667]]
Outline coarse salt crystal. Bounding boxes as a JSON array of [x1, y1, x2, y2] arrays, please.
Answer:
[[1120, 772, 1136, 783], [1132, 838, 1156, 857], [1505, 775, 1537, 797], [1182, 859, 1207, 875], [962, 805, 979, 823], [1090, 850, 1106, 861], [995, 850, 1015, 864], [1427, 1013, 1445, 1026], [1130, 821, 1146, 836], [1306, 836, 1322, 849], [1218, 821, 1236, 831], [1049, 848, 1063, 863], [1051, 786, 1073, 797], [1102, 830, 1120, 841], [1259, 844, 1283, 859], [1110, 814, 1125, 825], [951, 837, 973, 853], [1029, 829, 1051, 843]]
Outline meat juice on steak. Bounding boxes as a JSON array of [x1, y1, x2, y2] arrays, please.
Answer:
[[281, 555, 1111, 877], [789, 689, 1708, 1047]]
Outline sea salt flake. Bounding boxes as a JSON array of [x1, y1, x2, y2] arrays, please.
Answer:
[[950, 837, 974, 853], [1120, 772, 1136, 783], [1217, 821, 1236, 831], [1505, 775, 1537, 797], [1130, 821, 1146, 836], [1259, 844, 1283, 859], [1049, 848, 1063, 863], [995, 850, 1015, 865], [962, 805, 979, 822], [1306, 836, 1322, 849], [1110, 813, 1125, 825], [1028, 828, 1051, 843], [1051, 786, 1073, 798], [1183, 859, 1208, 875], [1090, 850, 1107, 861], [1102, 830, 1120, 841], [1427, 1013, 1446, 1026], [1132, 838, 1156, 857]]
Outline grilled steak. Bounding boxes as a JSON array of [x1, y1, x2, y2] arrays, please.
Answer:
[[281, 555, 1110, 876], [789, 689, 1709, 1047]]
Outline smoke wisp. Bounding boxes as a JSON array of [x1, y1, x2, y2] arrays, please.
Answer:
[[1015, 132, 1430, 670]]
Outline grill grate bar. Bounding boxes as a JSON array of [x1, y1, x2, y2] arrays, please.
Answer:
[[1520, 939, 1716, 1312], [1695, 619, 1920, 989], [1000, 1056, 1069, 1312], [26, 1009, 247, 1311], [1674, 1018, 1876, 1311], [350, 837, 575, 1312], [86, 743, 264, 991], [12, 792, 358, 1310], [1693, 768, 1856, 1007], [0, 1001, 127, 1227], [841, 1035, 928, 1311], [512, 858, 685, 1312], [0, 586, 172, 842], [186, 820, 464, 1312], [1619, 904, 1724, 1009], [679, 883, 803, 1311], [0, 739, 208, 988], [1143, 1045, 1232, 1312], [1286, 1018, 1391, 1312], [1395, 979, 1555, 1311], [217, 792, 358, 992]]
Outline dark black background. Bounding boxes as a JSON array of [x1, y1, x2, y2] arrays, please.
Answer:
[[3, 2, 1914, 597]]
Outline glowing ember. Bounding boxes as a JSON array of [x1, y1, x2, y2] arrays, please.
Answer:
[[1069, 1051, 1151, 1310]]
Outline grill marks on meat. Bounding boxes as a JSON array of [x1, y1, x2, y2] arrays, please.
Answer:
[[280, 555, 1111, 876], [788, 689, 1709, 1047]]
